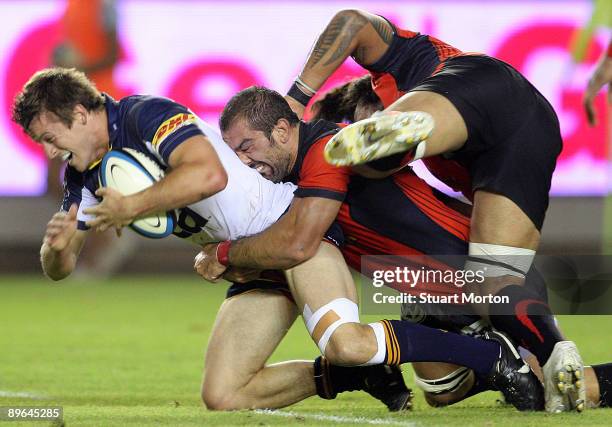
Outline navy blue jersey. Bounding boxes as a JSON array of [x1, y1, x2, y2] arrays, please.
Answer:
[[61, 94, 204, 230]]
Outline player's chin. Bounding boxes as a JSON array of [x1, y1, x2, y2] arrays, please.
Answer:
[[269, 171, 284, 183], [70, 159, 85, 172]]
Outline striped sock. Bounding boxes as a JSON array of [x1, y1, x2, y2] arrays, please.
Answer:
[[378, 319, 500, 376]]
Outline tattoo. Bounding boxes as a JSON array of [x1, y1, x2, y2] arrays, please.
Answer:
[[306, 15, 349, 69], [323, 14, 368, 66], [353, 46, 367, 64], [369, 16, 393, 44], [305, 13, 368, 69]]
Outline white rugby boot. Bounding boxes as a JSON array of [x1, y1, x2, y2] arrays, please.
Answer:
[[323, 111, 434, 166], [542, 341, 586, 412]]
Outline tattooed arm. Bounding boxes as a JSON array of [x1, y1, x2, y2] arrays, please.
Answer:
[[288, 9, 393, 112]]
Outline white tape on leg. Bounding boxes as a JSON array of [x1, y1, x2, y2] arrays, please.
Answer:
[[361, 322, 386, 365], [466, 242, 535, 278], [302, 298, 360, 354], [414, 367, 471, 394]]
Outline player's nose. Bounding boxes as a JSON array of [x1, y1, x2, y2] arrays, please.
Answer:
[[43, 143, 58, 159], [236, 151, 252, 166]]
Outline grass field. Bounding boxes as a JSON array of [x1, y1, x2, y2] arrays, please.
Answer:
[[0, 275, 611, 426]]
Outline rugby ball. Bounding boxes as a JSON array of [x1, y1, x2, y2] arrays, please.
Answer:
[[99, 148, 176, 238]]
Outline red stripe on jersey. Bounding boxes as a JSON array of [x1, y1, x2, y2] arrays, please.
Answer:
[[392, 173, 470, 242], [427, 35, 463, 62], [338, 205, 463, 298], [297, 135, 352, 197], [371, 72, 404, 109], [397, 173, 470, 227], [396, 28, 420, 39], [422, 156, 473, 200]]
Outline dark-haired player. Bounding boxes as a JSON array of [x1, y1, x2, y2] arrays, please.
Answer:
[[195, 85, 546, 411], [277, 9, 585, 412]]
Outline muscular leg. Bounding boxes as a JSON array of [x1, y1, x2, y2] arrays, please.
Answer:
[[465, 191, 584, 412], [470, 191, 540, 250], [284, 242, 377, 365], [466, 193, 557, 357], [385, 91, 468, 156], [285, 243, 517, 376], [202, 289, 314, 410]]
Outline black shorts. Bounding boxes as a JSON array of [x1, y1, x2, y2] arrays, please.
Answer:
[[413, 55, 563, 230], [226, 279, 292, 300]]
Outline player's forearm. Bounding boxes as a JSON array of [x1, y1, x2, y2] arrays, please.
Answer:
[[228, 234, 311, 270], [40, 243, 77, 281], [228, 218, 324, 270], [227, 197, 339, 270], [298, 10, 370, 91], [128, 161, 227, 219]]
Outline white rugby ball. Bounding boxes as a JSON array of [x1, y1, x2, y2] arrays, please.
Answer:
[[99, 148, 175, 238]]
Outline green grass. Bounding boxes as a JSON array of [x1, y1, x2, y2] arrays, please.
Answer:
[[0, 276, 610, 426]]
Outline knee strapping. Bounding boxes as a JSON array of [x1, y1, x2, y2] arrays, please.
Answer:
[[465, 242, 535, 278], [303, 298, 360, 355]]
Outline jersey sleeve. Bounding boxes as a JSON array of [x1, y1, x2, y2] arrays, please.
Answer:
[[295, 136, 352, 201], [323, 221, 345, 248], [126, 97, 205, 165], [61, 166, 99, 231]]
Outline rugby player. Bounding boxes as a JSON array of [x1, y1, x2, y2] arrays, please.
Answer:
[[194, 86, 544, 411], [279, 9, 585, 412], [307, 75, 612, 410], [14, 68, 540, 412], [12, 67, 413, 411]]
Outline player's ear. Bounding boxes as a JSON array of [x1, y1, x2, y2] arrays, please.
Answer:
[[73, 104, 88, 126], [273, 118, 291, 144]]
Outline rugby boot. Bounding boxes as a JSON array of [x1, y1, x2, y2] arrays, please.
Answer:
[[324, 111, 434, 166], [542, 341, 586, 413], [485, 331, 545, 411]]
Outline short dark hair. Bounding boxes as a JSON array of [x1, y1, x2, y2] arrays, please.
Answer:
[[12, 67, 105, 132], [311, 75, 382, 122], [220, 86, 300, 138]]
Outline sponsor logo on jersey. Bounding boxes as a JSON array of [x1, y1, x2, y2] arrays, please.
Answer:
[[152, 113, 196, 148]]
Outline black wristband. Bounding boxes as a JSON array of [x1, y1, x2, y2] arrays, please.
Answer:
[[287, 82, 313, 107]]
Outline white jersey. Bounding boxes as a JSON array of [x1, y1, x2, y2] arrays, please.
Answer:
[[177, 120, 295, 245]]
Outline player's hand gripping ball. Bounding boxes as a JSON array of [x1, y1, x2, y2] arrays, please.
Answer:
[[96, 148, 176, 238]]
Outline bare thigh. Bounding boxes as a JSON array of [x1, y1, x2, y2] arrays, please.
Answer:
[[470, 191, 540, 249], [202, 289, 304, 409], [284, 242, 377, 364], [386, 90, 468, 156]]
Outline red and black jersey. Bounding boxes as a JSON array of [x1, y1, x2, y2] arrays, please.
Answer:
[[290, 120, 471, 295], [365, 23, 477, 200], [286, 120, 347, 200], [290, 121, 471, 296], [366, 26, 463, 107]]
